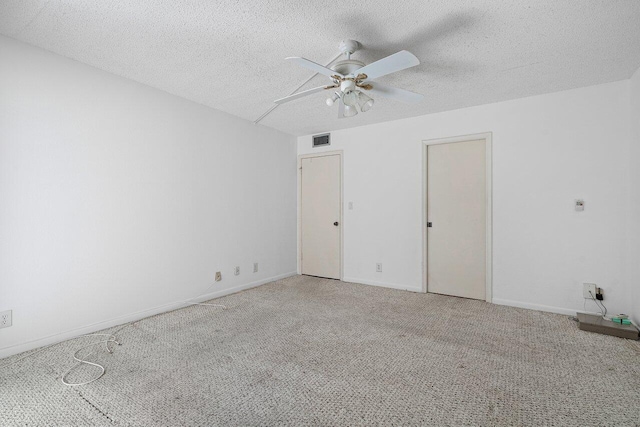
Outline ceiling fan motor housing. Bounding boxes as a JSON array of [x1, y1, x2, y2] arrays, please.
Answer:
[[332, 59, 365, 76]]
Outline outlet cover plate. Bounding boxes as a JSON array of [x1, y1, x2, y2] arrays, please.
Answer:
[[253, 263, 258, 273], [583, 283, 597, 299], [234, 266, 240, 276], [0, 310, 12, 329]]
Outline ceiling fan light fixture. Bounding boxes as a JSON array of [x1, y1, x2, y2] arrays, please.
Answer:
[[343, 104, 358, 117], [342, 90, 358, 108], [357, 91, 374, 112], [326, 92, 340, 107]]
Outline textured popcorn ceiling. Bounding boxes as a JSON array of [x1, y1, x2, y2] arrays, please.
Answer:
[[1, 1, 640, 136]]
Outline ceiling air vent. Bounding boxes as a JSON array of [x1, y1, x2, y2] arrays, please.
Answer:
[[312, 133, 330, 148]]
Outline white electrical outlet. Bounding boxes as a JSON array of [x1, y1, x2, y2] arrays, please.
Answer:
[[234, 266, 240, 276], [253, 263, 258, 273], [0, 310, 12, 329], [583, 283, 597, 299], [376, 263, 382, 273]]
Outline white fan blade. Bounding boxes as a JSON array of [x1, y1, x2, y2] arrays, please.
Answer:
[[338, 99, 345, 119], [286, 57, 343, 78], [274, 86, 330, 104], [355, 50, 419, 80], [367, 81, 424, 103]]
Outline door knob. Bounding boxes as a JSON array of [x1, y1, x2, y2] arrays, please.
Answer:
[[334, 222, 339, 226]]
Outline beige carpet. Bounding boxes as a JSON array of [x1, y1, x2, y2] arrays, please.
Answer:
[[1, 275, 639, 426]]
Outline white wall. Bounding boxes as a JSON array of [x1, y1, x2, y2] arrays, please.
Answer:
[[0, 36, 297, 358], [630, 66, 640, 325], [298, 80, 633, 317]]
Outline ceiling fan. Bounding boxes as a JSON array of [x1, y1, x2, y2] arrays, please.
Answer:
[[274, 40, 424, 118]]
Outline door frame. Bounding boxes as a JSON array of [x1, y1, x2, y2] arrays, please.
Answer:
[[297, 150, 344, 280], [422, 133, 493, 302]]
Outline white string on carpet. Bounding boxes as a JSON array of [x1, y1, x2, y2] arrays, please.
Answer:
[[0, 286, 228, 387], [61, 334, 121, 386], [0, 332, 124, 370]]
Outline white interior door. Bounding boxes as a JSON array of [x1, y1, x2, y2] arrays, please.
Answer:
[[427, 139, 486, 300], [300, 154, 341, 279]]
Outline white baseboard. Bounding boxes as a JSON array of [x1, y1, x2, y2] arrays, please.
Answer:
[[0, 271, 297, 359], [492, 298, 577, 316], [339, 281, 576, 316], [342, 276, 423, 293]]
